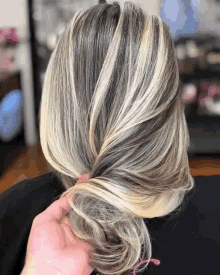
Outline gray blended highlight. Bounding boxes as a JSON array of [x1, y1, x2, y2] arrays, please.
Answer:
[[39, 1, 195, 274]]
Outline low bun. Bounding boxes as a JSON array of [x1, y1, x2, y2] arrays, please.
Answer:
[[60, 176, 154, 275], [59, 173, 187, 274]]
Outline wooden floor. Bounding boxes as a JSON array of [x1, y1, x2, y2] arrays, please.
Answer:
[[1, 142, 220, 193], [0, 142, 49, 193]]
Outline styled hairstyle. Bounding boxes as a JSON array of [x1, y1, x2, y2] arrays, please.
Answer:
[[39, 1, 195, 274]]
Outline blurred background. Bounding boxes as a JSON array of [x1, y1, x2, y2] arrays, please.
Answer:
[[1, 0, 220, 192]]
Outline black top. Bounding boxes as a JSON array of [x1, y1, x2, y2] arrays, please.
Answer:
[[0, 172, 219, 275]]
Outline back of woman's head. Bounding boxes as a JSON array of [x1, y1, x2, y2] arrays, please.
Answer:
[[39, 1, 195, 274]]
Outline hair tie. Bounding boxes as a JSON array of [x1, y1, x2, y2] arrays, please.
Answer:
[[133, 258, 160, 275]]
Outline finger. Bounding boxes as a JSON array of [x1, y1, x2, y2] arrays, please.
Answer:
[[61, 219, 78, 246], [75, 173, 90, 185], [61, 219, 94, 254], [39, 195, 71, 224]]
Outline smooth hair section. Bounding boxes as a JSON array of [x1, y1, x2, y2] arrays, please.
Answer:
[[39, 1, 195, 274]]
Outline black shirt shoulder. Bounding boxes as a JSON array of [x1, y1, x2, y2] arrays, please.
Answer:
[[0, 172, 65, 275], [0, 174, 220, 275]]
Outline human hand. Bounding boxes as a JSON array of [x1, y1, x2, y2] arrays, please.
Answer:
[[22, 194, 94, 275]]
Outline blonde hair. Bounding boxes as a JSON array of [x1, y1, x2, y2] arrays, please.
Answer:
[[39, 1, 195, 274]]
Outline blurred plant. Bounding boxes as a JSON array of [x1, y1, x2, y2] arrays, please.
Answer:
[[0, 27, 19, 45], [0, 28, 19, 80]]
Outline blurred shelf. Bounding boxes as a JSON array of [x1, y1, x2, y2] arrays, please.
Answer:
[[187, 115, 220, 153], [180, 68, 220, 83]]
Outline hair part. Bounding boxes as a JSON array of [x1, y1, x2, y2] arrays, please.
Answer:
[[39, 1, 195, 274]]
